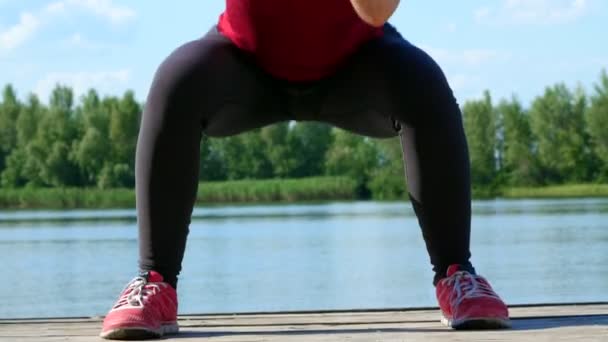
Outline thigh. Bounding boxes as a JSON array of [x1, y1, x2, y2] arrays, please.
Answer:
[[319, 24, 457, 138], [147, 27, 289, 138]]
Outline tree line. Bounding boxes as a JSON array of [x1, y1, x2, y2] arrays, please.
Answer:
[[0, 69, 607, 198]]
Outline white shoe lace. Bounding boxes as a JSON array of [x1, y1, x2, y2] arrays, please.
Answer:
[[112, 276, 162, 310], [441, 271, 500, 308]]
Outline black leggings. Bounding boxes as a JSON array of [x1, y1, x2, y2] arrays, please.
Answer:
[[137, 24, 474, 288]]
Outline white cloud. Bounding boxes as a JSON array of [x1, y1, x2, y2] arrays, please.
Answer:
[[65, 32, 116, 50], [0, 12, 40, 51], [475, 0, 589, 25], [0, 1, 135, 52], [445, 23, 457, 33], [45, 1, 67, 14], [63, 0, 136, 24], [474, 7, 491, 21], [68, 33, 86, 45], [65, 32, 101, 50], [34, 69, 131, 101]]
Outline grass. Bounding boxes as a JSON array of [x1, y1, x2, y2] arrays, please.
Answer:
[[0, 187, 135, 209], [500, 183, 608, 199], [0, 176, 357, 209], [197, 177, 358, 203], [0, 180, 607, 210]]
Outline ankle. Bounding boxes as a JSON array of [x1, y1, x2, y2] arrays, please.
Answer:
[[433, 263, 476, 286], [139, 270, 178, 289]]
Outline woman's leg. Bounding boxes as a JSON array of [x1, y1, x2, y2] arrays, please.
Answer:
[[136, 28, 288, 288], [320, 24, 473, 284], [313, 24, 509, 330]]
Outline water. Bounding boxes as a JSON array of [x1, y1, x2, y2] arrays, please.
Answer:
[[0, 198, 607, 319]]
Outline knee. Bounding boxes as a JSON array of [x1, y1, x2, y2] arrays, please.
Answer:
[[378, 28, 457, 105], [397, 45, 453, 100], [386, 42, 461, 126]]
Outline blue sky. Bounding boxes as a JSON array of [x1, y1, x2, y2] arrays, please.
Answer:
[[1, 0, 606, 106]]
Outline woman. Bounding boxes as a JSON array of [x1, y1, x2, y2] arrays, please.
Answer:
[[100, 0, 510, 339]]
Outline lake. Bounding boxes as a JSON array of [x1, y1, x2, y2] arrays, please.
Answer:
[[0, 198, 607, 319]]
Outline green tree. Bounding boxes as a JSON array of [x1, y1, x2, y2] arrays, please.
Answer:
[[587, 70, 608, 180], [32, 85, 81, 186], [462, 90, 497, 187], [76, 128, 111, 186], [497, 96, 539, 185], [21, 140, 47, 186], [1, 147, 28, 187], [325, 129, 379, 197], [72, 90, 111, 186], [367, 137, 407, 200], [98, 163, 134, 188], [199, 136, 228, 181], [16, 94, 42, 146], [1, 94, 44, 187], [261, 122, 297, 178], [0, 85, 21, 172], [241, 130, 273, 179], [214, 130, 273, 180], [110, 91, 140, 165], [288, 122, 333, 178], [530, 83, 591, 183], [100, 91, 141, 188]]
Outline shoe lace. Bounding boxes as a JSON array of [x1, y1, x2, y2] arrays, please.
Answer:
[[442, 271, 499, 308], [113, 276, 162, 309]]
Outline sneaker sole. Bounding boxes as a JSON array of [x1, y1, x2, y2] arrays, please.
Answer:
[[441, 315, 511, 330], [100, 323, 179, 340]]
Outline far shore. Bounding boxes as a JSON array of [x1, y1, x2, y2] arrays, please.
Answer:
[[1, 178, 607, 210]]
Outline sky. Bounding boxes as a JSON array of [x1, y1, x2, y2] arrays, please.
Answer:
[[0, 0, 607, 107]]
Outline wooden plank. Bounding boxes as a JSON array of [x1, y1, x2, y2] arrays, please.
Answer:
[[1, 303, 606, 341]]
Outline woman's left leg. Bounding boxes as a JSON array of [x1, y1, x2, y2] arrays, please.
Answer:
[[316, 23, 510, 329]]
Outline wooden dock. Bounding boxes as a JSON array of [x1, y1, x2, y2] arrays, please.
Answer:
[[1, 303, 606, 341]]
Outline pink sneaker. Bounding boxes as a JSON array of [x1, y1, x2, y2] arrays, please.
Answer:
[[100, 271, 178, 340], [436, 264, 511, 329]]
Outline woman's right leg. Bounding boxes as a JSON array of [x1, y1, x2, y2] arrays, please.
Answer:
[[102, 28, 287, 340], [136, 28, 288, 289]]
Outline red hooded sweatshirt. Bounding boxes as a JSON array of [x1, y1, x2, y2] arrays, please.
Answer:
[[218, 0, 383, 81]]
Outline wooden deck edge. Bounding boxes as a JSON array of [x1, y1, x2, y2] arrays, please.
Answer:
[[1, 301, 606, 324]]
